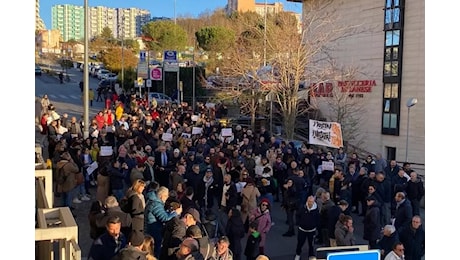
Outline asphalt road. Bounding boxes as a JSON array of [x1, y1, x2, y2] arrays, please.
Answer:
[[35, 71, 424, 260]]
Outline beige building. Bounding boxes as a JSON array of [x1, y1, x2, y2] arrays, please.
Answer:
[[36, 29, 62, 54], [36, 0, 46, 31], [227, 0, 256, 14], [292, 0, 424, 171]]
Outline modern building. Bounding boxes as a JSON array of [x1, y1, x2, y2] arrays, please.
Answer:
[[51, 4, 151, 41], [52, 5, 85, 42], [289, 0, 425, 172], [36, 0, 46, 31]]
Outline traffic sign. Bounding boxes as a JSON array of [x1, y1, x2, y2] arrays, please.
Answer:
[[327, 250, 380, 260], [137, 62, 148, 79], [140, 50, 146, 62], [163, 50, 178, 62], [137, 77, 144, 86], [146, 79, 152, 88], [150, 67, 162, 81]]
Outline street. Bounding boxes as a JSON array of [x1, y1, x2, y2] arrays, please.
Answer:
[[35, 71, 424, 260]]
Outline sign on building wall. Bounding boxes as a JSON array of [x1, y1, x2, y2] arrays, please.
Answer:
[[309, 119, 343, 149], [310, 80, 376, 98]]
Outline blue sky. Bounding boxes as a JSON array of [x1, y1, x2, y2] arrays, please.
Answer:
[[40, 0, 303, 29]]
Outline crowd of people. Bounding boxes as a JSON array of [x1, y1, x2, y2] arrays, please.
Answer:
[[37, 92, 425, 260]]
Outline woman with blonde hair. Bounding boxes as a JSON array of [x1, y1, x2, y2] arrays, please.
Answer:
[[125, 179, 146, 234], [142, 235, 157, 260]]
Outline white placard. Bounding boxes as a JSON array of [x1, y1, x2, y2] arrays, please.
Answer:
[[181, 133, 191, 139], [100, 146, 113, 156], [191, 115, 199, 121], [192, 127, 202, 135], [322, 161, 335, 171], [221, 128, 233, 137], [87, 161, 98, 176], [162, 132, 173, 141]]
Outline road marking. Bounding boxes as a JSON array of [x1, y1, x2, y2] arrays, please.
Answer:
[[70, 95, 81, 99], [59, 94, 68, 99]]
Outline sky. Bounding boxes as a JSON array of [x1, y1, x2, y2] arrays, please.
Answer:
[[39, 0, 303, 29]]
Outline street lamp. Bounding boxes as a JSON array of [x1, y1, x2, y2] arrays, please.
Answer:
[[83, 0, 89, 139], [405, 97, 418, 162]]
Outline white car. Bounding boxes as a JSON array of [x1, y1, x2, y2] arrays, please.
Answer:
[[102, 72, 117, 81], [148, 92, 177, 107], [97, 69, 111, 80]]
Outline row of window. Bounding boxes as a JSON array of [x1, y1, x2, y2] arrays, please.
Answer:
[[381, 0, 404, 135]]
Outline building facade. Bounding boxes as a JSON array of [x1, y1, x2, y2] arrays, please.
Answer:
[[36, 0, 46, 31], [51, 4, 151, 41], [52, 5, 84, 42], [291, 0, 424, 171]]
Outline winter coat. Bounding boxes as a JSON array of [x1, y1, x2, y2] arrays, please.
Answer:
[[226, 212, 245, 258], [244, 231, 261, 258], [405, 179, 425, 201], [377, 231, 399, 259], [56, 159, 79, 192], [112, 245, 148, 260], [108, 165, 128, 190], [394, 199, 413, 230], [398, 223, 425, 260], [363, 202, 381, 241], [125, 188, 145, 232], [144, 190, 177, 225], [334, 222, 355, 246], [161, 216, 187, 260], [296, 201, 320, 232], [327, 205, 345, 239], [240, 184, 260, 222], [248, 207, 271, 247], [88, 232, 127, 260]]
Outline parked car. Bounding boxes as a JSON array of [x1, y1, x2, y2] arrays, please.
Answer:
[[148, 92, 178, 107], [97, 69, 111, 80], [35, 65, 42, 76], [103, 72, 118, 81]]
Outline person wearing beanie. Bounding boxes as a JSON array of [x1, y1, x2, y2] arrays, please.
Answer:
[[112, 231, 148, 260], [174, 237, 204, 260], [248, 199, 272, 255]]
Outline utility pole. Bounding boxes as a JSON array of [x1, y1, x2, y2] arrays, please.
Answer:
[[121, 16, 125, 91], [83, 0, 89, 139]]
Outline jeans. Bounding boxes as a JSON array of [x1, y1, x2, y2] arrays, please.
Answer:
[[296, 228, 316, 257], [62, 187, 76, 207], [145, 222, 164, 259], [286, 209, 295, 233]]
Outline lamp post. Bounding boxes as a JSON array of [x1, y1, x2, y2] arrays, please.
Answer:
[[120, 16, 125, 91], [83, 0, 89, 139], [405, 97, 418, 162]]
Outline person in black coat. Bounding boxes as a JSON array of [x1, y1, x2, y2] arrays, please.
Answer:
[[398, 215, 425, 260], [225, 208, 246, 260], [377, 224, 399, 259], [294, 196, 320, 259], [374, 172, 392, 227], [363, 196, 381, 249], [244, 222, 261, 260], [160, 199, 187, 260], [404, 172, 425, 216], [393, 192, 413, 230]]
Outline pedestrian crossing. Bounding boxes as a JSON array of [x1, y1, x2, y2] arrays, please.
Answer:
[[36, 94, 82, 100]]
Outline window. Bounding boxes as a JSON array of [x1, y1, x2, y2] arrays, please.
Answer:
[[386, 146, 396, 161], [382, 0, 404, 135]]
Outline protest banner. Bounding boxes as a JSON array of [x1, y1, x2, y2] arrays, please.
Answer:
[[309, 119, 343, 148]]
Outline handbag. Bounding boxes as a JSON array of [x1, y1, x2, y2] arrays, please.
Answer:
[[75, 172, 85, 185]]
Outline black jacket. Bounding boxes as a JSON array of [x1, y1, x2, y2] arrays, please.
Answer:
[[297, 202, 320, 232], [363, 202, 381, 241], [394, 199, 413, 230], [398, 223, 425, 260]]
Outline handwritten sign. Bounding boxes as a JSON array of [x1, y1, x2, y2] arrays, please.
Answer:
[[221, 128, 233, 137], [162, 133, 173, 141], [181, 133, 191, 139], [309, 119, 343, 148], [192, 127, 202, 135], [87, 162, 98, 176], [322, 161, 335, 171], [191, 115, 199, 121]]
